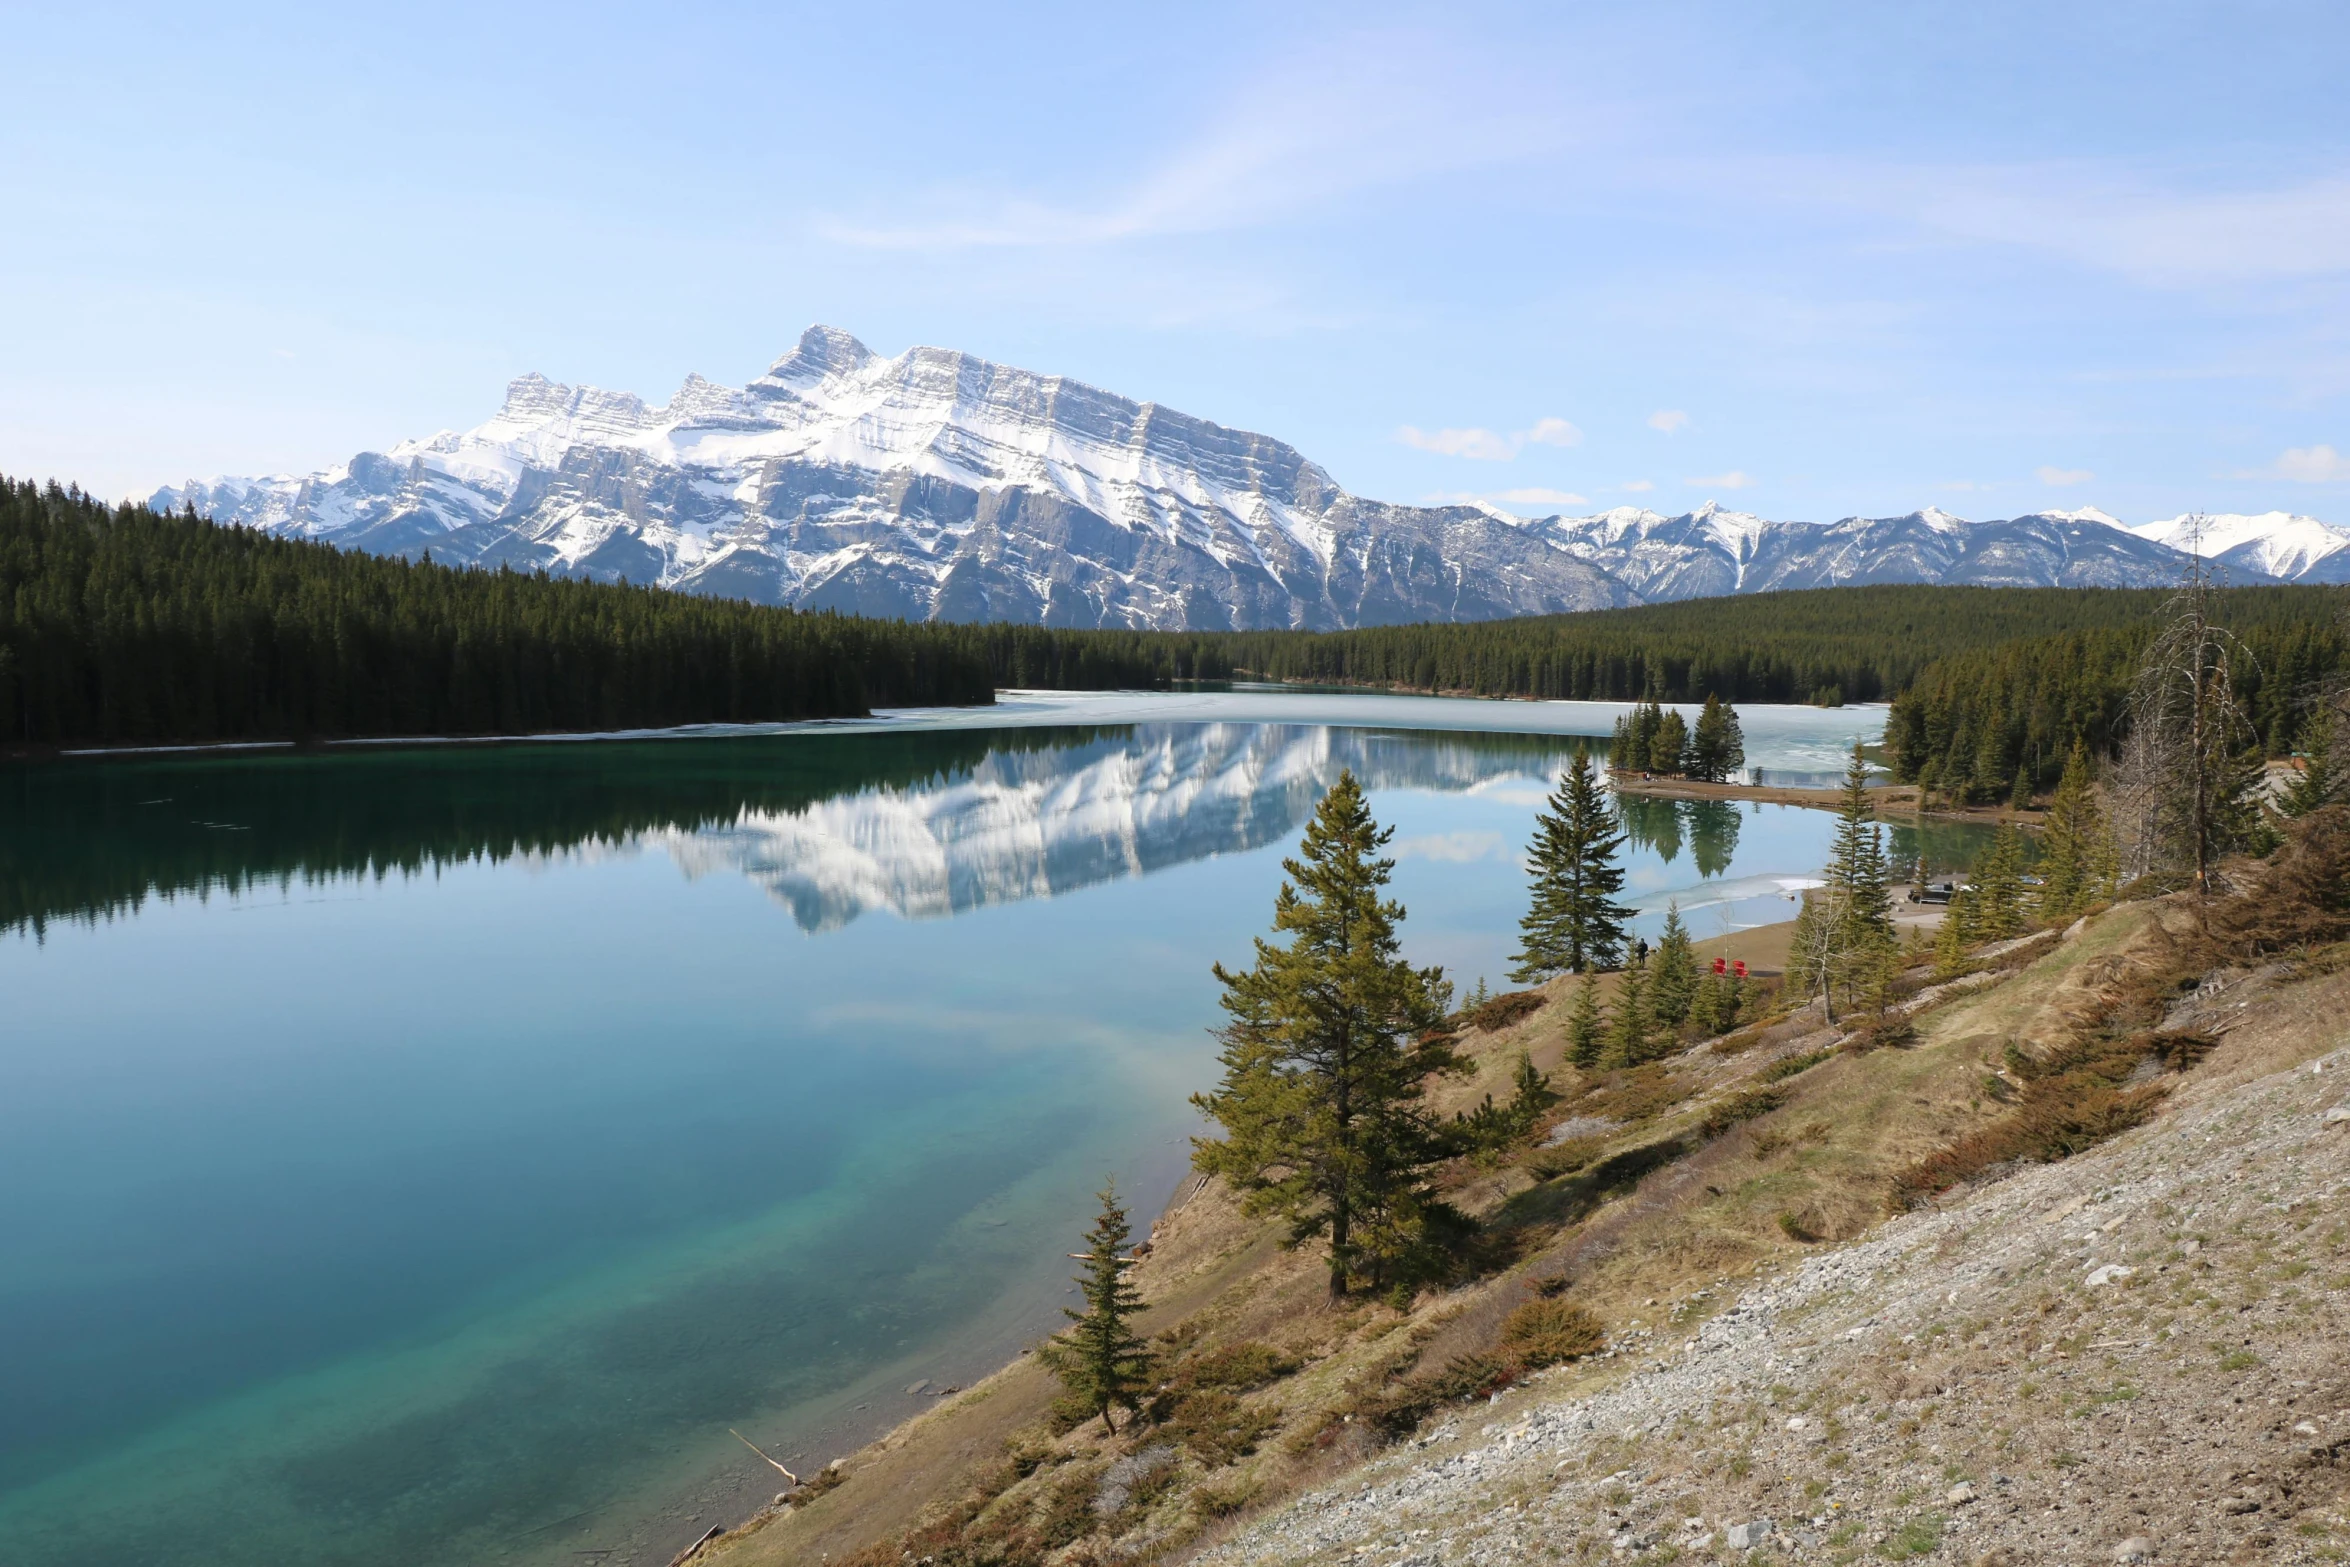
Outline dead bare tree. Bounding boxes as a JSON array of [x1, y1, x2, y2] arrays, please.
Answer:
[[2115, 518, 2263, 896]]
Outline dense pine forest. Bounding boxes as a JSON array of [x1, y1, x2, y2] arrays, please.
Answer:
[[1884, 609, 2347, 798], [0, 479, 1198, 746], [1199, 584, 2343, 707]]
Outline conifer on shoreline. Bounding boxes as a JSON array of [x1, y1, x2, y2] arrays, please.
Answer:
[[1192, 772, 1463, 1299], [1512, 752, 1633, 982], [1037, 1182, 1151, 1433]]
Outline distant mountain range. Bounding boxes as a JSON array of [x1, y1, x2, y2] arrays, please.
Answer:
[[156, 327, 2350, 630]]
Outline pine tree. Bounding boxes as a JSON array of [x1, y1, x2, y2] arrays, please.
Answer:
[[2034, 741, 2114, 919], [1620, 700, 1665, 774], [1605, 952, 1653, 1066], [2280, 709, 2343, 817], [1649, 708, 1690, 775], [1711, 967, 1745, 1033], [1036, 1181, 1152, 1433], [1511, 752, 1633, 981], [1827, 743, 1896, 944], [1648, 902, 1698, 1030], [2009, 763, 2034, 811], [1969, 826, 2029, 941], [1791, 744, 1898, 1018], [1933, 888, 1973, 978], [1566, 971, 1606, 1068], [1192, 772, 1462, 1298], [1505, 1050, 1559, 1134], [1608, 714, 1636, 772], [1689, 695, 1745, 782]]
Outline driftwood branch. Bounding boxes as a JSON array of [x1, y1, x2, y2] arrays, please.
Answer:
[[730, 1428, 798, 1486]]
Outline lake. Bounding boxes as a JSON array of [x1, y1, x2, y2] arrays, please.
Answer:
[[0, 692, 1989, 1566]]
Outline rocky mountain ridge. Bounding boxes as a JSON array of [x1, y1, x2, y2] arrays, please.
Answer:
[[156, 328, 2344, 629]]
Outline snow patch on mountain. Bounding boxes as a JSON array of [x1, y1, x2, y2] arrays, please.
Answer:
[[152, 326, 2343, 627], [2125, 511, 2350, 582]]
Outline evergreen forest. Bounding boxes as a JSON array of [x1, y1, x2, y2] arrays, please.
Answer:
[[1200, 582, 2342, 707], [6, 475, 2343, 758], [0, 479, 1221, 745]]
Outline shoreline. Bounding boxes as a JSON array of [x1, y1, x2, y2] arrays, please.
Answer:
[[1612, 772, 2045, 827], [681, 918, 1816, 1566]]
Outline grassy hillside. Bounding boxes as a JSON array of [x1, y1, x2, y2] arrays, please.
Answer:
[[691, 810, 2350, 1567]]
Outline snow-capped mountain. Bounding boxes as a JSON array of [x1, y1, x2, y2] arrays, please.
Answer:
[[156, 326, 2333, 628], [158, 327, 1631, 631], [2125, 512, 2350, 584], [1529, 501, 2221, 598]]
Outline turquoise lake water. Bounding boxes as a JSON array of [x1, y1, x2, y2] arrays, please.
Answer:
[[0, 694, 1990, 1566]]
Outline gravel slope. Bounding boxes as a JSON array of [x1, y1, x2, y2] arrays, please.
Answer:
[[1196, 969, 2350, 1567]]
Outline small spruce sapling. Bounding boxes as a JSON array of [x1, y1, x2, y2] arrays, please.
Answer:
[[1605, 951, 1653, 1067], [1648, 902, 1698, 1032], [1037, 1181, 1152, 1433], [1566, 971, 1605, 1068]]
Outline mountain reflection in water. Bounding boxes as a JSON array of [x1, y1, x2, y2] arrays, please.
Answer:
[[2, 724, 1590, 939], [670, 724, 1592, 932]]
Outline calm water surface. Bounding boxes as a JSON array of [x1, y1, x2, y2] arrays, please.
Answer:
[[0, 695, 1984, 1566]]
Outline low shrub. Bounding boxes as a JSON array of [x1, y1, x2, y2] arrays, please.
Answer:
[[1526, 1134, 1607, 1180], [1171, 1340, 1299, 1394], [1698, 1086, 1786, 1139], [1499, 1297, 1606, 1368], [1168, 1390, 1281, 1467], [1887, 1030, 2177, 1210], [1759, 1047, 1835, 1084], [1463, 989, 1548, 1033]]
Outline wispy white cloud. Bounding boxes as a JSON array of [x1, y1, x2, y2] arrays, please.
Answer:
[[1708, 155, 2350, 288], [2236, 443, 2350, 481], [1646, 409, 1690, 434], [1395, 417, 1582, 461], [2035, 465, 2094, 486], [817, 35, 1568, 252], [1397, 425, 1516, 460], [1620, 479, 1656, 493], [1688, 470, 1757, 490]]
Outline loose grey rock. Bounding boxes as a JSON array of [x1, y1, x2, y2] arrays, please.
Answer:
[[2115, 1536, 2156, 1561], [1946, 1481, 1978, 1505], [1726, 1518, 1773, 1548]]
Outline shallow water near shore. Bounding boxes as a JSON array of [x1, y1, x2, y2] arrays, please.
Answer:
[[0, 694, 1987, 1566]]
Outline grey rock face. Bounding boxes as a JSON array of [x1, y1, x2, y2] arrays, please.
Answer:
[[157, 327, 1630, 630]]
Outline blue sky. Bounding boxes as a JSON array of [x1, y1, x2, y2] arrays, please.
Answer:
[[5, 0, 2349, 522]]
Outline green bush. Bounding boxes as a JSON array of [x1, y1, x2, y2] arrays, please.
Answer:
[[1499, 1297, 1607, 1368]]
